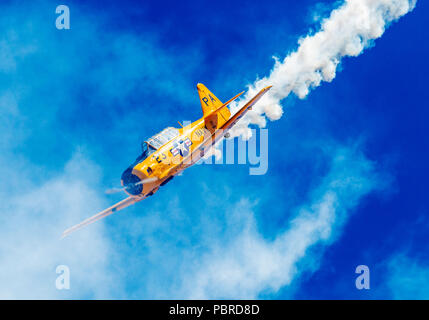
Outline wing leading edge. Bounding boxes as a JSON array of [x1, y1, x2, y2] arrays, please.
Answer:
[[61, 196, 144, 238]]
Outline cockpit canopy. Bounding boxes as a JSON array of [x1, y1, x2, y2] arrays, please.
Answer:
[[140, 127, 180, 159], [141, 142, 157, 159], [145, 127, 180, 149]]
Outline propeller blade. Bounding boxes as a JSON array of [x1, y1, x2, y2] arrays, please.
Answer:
[[135, 177, 158, 185], [105, 187, 125, 195]]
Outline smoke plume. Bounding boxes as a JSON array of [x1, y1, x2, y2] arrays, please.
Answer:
[[229, 0, 417, 139]]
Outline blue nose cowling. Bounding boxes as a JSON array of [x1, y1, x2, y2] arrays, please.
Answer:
[[121, 167, 143, 195]]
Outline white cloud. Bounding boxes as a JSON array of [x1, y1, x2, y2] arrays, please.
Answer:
[[0, 151, 123, 299], [387, 253, 429, 299], [178, 145, 383, 299]]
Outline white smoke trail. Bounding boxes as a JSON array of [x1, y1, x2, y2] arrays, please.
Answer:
[[229, 0, 417, 139]]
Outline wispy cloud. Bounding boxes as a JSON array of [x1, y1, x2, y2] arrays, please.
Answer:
[[176, 145, 383, 299], [0, 0, 200, 299], [0, 151, 123, 299], [386, 253, 429, 299]]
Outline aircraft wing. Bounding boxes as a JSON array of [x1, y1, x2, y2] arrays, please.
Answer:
[[61, 196, 144, 238], [220, 85, 272, 133]]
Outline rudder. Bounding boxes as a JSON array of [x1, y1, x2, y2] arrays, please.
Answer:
[[197, 83, 232, 131], [197, 83, 223, 117]]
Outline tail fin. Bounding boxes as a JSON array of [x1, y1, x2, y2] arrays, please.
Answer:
[[197, 83, 245, 132], [197, 83, 224, 117]]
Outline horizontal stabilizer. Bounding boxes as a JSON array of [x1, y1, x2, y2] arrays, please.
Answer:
[[221, 86, 272, 133], [203, 91, 244, 119]]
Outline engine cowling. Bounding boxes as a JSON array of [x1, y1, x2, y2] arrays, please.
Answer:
[[121, 167, 143, 195]]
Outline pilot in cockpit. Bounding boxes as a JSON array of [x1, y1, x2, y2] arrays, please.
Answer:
[[141, 141, 157, 160]]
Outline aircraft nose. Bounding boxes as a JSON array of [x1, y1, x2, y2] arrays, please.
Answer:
[[121, 167, 143, 195]]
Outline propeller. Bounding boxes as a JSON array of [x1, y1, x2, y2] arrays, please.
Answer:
[[105, 177, 158, 194]]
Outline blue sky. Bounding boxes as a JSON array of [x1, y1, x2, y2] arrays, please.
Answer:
[[0, 0, 428, 299]]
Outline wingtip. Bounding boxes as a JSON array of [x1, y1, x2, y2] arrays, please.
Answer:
[[60, 228, 72, 239]]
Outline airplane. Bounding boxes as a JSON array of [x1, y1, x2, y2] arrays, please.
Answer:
[[62, 83, 272, 238]]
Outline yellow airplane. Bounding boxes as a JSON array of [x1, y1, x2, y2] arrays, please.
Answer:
[[62, 83, 272, 237]]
